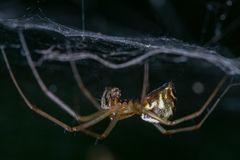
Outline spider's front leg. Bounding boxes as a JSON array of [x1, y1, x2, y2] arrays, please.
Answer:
[[65, 40, 100, 110], [18, 31, 103, 122], [27, 103, 118, 140], [1, 40, 119, 140]]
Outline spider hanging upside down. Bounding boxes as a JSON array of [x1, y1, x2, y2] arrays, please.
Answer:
[[1, 31, 236, 140]]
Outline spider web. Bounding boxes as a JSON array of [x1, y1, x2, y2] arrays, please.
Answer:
[[0, 14, 240, 74]]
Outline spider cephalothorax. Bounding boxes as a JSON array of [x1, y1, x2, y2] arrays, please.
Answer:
[[141, 82, 177, 123], [101, 87, 122, 109]]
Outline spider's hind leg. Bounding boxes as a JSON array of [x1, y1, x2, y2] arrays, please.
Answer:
[[168, 75, 228, 125], [153, 78, 240, 135]]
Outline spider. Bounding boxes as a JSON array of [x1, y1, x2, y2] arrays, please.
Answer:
[[1, 31, 237, 140]]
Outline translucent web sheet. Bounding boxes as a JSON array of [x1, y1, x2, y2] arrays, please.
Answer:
[[0, 15, 240, 75]]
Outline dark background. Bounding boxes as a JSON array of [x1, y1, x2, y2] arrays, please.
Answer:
[[0, 0, 240, 160]]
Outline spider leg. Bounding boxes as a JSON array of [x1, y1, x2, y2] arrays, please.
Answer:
[[167, 75, 228, 126], [30, 102, 117, 140], [141, 62, 149, 103], [99, 117, 119, 139], [70, 60, 100, 110], [65, 40, 99, 110], [92, 117, 119, 140], [1, 48, 118, 139], [153, 81, 240, 135]]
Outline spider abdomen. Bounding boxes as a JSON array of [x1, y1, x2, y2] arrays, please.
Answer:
[[141, 82, 177, 123]]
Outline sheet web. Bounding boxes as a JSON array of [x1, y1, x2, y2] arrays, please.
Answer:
[[1, 15, 240, 73]]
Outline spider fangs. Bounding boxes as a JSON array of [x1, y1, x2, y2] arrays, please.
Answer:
[[100, 82, 177, 124]]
